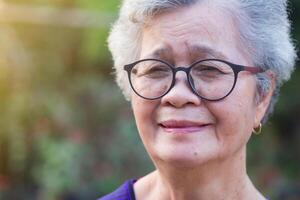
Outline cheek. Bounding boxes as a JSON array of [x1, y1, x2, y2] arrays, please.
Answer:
[[131, 96, 158, 138], [208, 80, 257, 150], [214, 100, 254, 133]]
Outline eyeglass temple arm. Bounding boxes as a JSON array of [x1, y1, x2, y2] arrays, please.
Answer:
[[243, 66, 264, 74]]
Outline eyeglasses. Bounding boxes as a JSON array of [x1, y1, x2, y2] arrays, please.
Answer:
[[124, 58, 263, 101]]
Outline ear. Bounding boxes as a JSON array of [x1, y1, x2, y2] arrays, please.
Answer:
[[254, 71, 276, 127]]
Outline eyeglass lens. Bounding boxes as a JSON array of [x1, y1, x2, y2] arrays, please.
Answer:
[[130, 60, 235, 100]]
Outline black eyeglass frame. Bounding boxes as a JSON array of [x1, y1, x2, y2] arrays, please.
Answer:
[[124, 58, 264, 101]]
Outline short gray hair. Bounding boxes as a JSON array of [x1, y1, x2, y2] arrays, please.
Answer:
[[108, 0, 297, 122]]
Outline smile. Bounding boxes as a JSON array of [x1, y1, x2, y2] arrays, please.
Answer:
[[158, 120, 211, 134]]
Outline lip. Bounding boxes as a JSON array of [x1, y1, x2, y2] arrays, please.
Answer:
[[158, 120, 211, 134]]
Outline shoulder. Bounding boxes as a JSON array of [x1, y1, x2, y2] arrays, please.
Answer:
[[97, 179, 137, 200]]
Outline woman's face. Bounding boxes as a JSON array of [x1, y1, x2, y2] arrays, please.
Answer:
[[131, 3, 271, 167]]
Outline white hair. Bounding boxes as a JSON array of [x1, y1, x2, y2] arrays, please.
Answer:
[[108, 0, 297, 122]]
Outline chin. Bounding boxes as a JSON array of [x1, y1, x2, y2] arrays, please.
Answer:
[[152, 147, 220, 169]]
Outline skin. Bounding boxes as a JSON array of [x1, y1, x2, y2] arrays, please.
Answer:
[[131, 2, 275, 200]]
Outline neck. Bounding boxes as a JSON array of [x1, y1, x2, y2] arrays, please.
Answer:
[[135, 148, 265, 200]]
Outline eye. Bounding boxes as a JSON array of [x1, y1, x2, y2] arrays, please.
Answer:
[[146, 65, 169, 73], [192, 64, 225, 77], [134, 62, 171, 78]]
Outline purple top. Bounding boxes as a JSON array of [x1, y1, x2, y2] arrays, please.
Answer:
[[98, 179, 269, 200], [98, 179, 137, 200]]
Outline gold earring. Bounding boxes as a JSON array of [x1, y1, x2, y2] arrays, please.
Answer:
[[253, 123, 262, 135]]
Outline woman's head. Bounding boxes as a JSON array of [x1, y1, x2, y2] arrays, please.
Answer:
[[107, 0, 297, 168], [108, 0, 297, 122]]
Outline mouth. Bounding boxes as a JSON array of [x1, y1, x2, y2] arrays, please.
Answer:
[[158, 120, 211, 134]]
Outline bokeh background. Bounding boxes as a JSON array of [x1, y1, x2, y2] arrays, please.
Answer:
[[0, 0, 299, 199]]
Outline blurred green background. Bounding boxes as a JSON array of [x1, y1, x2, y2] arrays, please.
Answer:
[[0, 0, 299, 199]]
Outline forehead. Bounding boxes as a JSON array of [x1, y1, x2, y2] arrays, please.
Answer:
[[141, 2, 248, 64]]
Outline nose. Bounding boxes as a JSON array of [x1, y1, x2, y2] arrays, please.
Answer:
[[160, 71, 202, 107]]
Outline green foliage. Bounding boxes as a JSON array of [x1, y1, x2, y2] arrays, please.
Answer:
[[33, 136, 84, 198], [76, 0, 120, 11]]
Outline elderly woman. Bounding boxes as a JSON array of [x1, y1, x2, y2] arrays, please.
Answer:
[[99, 0, 297, 199]]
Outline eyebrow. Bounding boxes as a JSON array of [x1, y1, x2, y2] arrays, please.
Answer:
[[188, 44, 227, 60], [147, 47, 171, 59], [145, 44, 227, 61]]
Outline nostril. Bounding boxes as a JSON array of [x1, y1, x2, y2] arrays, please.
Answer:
[[160, 82, 202, 108]]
